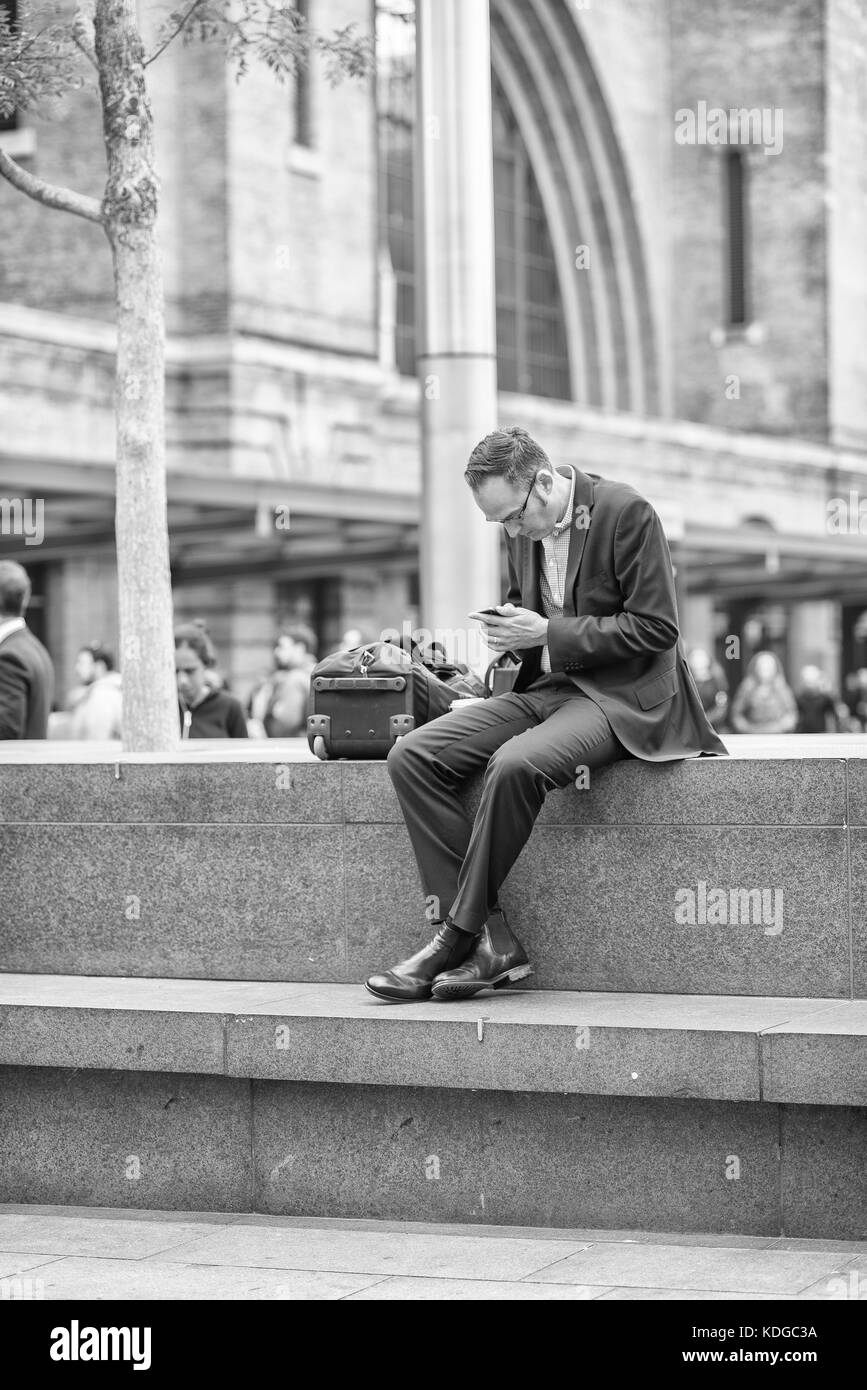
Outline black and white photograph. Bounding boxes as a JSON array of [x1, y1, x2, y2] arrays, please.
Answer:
[[0, 0, 865, 1351]]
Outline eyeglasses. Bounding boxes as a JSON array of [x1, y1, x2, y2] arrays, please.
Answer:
[[500, 473, 538, 526]]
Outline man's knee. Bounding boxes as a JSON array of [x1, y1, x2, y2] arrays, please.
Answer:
[[486, 740, 537, 785], [386, 727, 429, 779]]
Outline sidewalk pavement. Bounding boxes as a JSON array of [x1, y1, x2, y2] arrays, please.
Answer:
[[1, 1205, 865, 1300]]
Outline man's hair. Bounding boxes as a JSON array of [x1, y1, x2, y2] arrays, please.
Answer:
[[278, 623, 317, 657], [79, 641, 114, 671], [464, 426, 551, 492], [0, 560, 31, 617]]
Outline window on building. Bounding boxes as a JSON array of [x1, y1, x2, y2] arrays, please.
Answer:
[[376, 4, 571, 399], [492, 81, 570, 399], [294, 0, 313, 147], [0, 0, 19, 133], [726, 150, 748, 326]]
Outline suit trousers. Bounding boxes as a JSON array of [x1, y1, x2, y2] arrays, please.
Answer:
[[386, 672, 634, 935]]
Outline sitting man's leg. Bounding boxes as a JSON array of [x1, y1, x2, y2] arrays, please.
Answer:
[[365, 680, 631, 1001], [365, 690, 551, 1002], [431, 688, 630, 999]]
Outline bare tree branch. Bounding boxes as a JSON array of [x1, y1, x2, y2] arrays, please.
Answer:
[[143, 0, 210, 67], [0, 144, 103, 223], [72, 0, 99, 71]]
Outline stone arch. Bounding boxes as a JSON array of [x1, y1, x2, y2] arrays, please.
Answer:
[[490, 0, 660, 413]]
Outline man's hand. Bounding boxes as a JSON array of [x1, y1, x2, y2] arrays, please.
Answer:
[[471, 604, 548, 653]]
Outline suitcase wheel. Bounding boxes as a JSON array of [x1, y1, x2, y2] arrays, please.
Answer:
[[307, 714, 332, 758], [389, 714, 416, 743]]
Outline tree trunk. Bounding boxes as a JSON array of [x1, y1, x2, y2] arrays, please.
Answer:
[[94, 0, 177, 751]]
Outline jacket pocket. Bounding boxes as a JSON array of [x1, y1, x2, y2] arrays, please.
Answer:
[[636, 667, 679, 710]]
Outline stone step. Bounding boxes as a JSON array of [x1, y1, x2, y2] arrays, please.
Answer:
[[1, 976, 865, 1238], [0, 750, 864, 996], [1, 975, 865, 1105]]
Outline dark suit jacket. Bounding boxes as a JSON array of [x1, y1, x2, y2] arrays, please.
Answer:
[[0, 624, 55, 740], [506, 468, 728, 761]]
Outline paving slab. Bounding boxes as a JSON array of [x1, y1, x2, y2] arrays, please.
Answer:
[[342, 1275, 607, 1299], [144, 1224, 592, 1280], [2, 1206, 866, 1301], [0, 1213, 238, 1260], [22, 1256, 385, 1301], [596, 1286, 794, 1300], [0, 1252, 62, 1279], [524, 1243, 849, 1294], [795, 1266, 867, 1300]]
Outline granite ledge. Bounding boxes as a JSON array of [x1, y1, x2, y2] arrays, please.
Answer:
[[0, 978, 864, 1105]]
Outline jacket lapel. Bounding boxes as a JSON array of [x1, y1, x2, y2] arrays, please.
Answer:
[[524, 540, 542, 614], [562, 469, 596, 616]]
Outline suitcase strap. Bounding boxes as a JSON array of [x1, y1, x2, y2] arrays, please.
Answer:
[[312, 676, 407, 692]]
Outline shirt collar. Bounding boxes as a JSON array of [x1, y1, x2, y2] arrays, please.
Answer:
[[551, 465, 577, 535], [0, 617, 25, 646]]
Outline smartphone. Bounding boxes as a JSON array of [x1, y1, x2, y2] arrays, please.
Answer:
[[469, 606, 504, 619]]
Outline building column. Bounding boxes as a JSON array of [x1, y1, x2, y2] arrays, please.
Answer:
[[415, 0, 500, 646], [787, 601, 841, 691]]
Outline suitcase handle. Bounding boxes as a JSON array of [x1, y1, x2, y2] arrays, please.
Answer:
[[312, 677, 407, 692]]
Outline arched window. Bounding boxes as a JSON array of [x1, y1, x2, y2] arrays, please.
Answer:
[[492, 80, 570, 398], [377, 7, 570, 399]]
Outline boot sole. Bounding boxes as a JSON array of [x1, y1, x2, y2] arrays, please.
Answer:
[[431, 964, 533, 1001], [364, 982, 431, 1003]]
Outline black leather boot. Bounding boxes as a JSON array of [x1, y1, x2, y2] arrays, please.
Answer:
[[365, 923, 478, 1002], [431, 909, 532, 1000]]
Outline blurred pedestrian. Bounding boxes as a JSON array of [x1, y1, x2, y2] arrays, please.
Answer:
[[68, 642, 122, 740], [175, 622, 247, 739], [0, 560, 54, 740], [248, 623, 317, 737], [795, 664, 839, 734], [843, 667, 867, 730], [687, 646, 728, 730], [730, 650, 798, 734]]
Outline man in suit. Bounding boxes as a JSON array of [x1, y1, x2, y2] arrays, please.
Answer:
[[0, 561, 55, 739], [365, 426, 727, 1003]]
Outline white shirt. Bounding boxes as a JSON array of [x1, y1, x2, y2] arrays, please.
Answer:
[[538, 466, 577, 673], [0, 617, 26, 649]]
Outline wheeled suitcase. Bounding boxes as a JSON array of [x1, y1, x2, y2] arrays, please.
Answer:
[[307, 642, 475, 759]]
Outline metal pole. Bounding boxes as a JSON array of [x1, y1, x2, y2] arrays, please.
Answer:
[[415, 0, 500, 661]]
